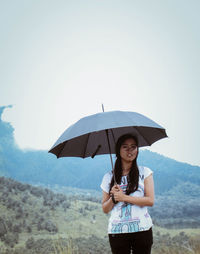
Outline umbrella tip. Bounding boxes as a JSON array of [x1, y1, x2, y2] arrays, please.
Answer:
[[102, 104, 105, 112]]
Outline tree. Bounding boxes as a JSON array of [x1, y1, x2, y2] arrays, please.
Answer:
[[26, 237, 35, 249], [44, 220, 58, 233], [0, 218, 7, 238], [4, 232, 19, 248]]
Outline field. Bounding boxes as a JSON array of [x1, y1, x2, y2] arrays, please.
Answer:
[[0, 177, 200, 254]]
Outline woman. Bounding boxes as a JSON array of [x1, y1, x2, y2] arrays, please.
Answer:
[[100, 134, 154, 254]]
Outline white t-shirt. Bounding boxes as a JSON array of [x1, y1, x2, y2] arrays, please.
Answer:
[[100, 166, 153, 234]]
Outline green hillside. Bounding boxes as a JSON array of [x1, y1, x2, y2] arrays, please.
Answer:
[[0, 177, 200, 254], [0, 176, 110, 253]]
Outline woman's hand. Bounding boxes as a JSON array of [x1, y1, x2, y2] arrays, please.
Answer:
[[122, 174, 154, 207], [112, 185, 126, 202], [110, 185, 119, 195]]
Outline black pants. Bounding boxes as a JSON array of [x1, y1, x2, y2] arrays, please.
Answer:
[[108, 228, 153, 254]]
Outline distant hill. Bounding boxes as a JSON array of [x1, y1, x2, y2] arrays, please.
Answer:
[[0, 105, 200, 196]]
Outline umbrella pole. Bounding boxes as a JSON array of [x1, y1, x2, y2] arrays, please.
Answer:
[[105, 129, 117, 185], [102, 105, 116, 184]]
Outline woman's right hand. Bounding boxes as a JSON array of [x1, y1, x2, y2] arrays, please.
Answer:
[[110, 185, 120, 204], [110, 184, 120, 195]]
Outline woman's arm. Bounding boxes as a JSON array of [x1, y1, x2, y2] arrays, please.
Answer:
[[113, 174, 154, 207], [102, 191, 115, 214]]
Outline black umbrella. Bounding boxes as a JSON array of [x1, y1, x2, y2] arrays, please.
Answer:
[[49, 110, 167, 183]]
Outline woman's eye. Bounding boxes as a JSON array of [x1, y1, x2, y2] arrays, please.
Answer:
[[122, 146, 128, 149]]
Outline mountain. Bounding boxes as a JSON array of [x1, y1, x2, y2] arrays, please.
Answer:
[[0, 105, 200, 195]]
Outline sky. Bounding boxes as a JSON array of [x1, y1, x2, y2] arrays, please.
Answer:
[[0, 0, 200, 166]]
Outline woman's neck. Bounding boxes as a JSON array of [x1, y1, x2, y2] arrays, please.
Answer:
[[121, 162, 132, 176]]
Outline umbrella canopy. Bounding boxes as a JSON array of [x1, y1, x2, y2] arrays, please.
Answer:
[[49, 110, 167, 158]]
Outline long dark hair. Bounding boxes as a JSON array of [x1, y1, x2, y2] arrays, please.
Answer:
[[109, 134, 139, 195]]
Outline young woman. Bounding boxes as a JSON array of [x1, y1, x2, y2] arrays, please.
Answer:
[[100, 134, 154, 254]]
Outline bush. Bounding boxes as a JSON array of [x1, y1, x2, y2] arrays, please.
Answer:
[[0, 218, 7, 237], [44, 220, 58, 233], [30, 186, 45, 197], [21, 194, 29, 203], [26, 237, 35, 249], [4, 232, 19, 248], [62, 201, 71, 211], [26, 225, 32, 233], [12, 224, 22, 233]]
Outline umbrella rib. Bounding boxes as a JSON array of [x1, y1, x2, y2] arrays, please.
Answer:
[[110, 129, 116, 144], [134, 126, 151, 146], [57, 142, 67, 158], [157, 127, 168, 138], [83, 133, 90, 158]]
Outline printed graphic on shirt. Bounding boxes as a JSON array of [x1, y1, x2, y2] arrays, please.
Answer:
[[119, 204, 132, 220], [139, 173, 144, 181], [111, 203, 142, 233], [111, 220, 140, 233]]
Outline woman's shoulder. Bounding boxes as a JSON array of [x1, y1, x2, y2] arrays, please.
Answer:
[[100, 171, 113, 193], [102, 170, 113, 180], [138, 166, 153, 179]]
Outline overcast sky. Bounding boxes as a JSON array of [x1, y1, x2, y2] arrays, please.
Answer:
[[1, 0, 200, 166]]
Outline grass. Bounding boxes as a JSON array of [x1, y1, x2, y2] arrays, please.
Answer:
[[154, 225, 200, 237]]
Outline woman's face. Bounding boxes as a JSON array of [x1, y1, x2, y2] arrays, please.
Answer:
[[120, 138, 138, 163]]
